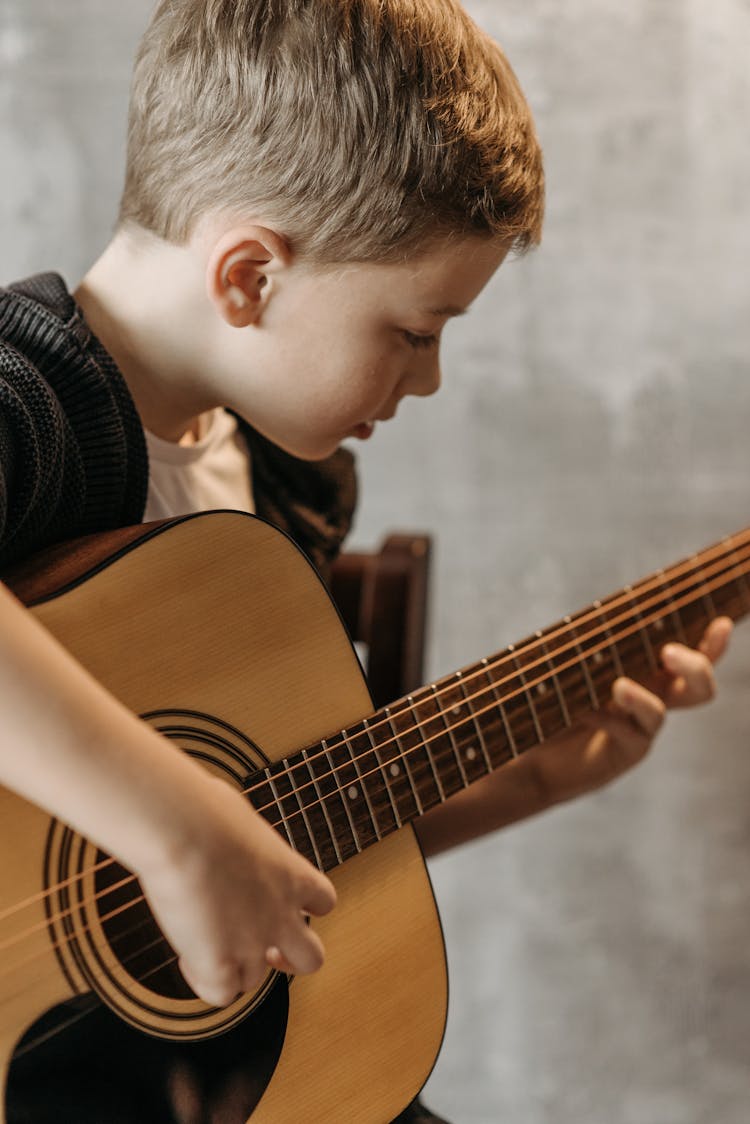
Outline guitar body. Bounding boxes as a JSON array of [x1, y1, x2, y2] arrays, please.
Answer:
[[0, 513, 447, 1123]]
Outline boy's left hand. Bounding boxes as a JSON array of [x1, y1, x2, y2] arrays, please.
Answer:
[[529, 616, 733, 807], [416, 617, 734, 856]]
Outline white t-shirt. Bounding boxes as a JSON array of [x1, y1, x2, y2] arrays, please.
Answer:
[[142, 407, 255, 522]]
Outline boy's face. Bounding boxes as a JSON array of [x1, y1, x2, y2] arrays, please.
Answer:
[[215, 234, 508, 461]]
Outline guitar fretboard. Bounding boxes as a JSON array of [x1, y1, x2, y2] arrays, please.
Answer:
[[248, 529, 750, 872]]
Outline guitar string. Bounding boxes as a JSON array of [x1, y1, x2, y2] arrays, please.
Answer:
[[0, 530, 744, 941], [3, 552, 747, 1064], [0, 534, 747, 949], [2, 527, 745, 932], [9, 550, 749, 1062], [9, 923, 221, 1062], [1, 533, 747, 984], [0, 548, 746, 1004]]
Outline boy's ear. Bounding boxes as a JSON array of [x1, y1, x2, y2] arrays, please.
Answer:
[[206, 226, 291, 328]]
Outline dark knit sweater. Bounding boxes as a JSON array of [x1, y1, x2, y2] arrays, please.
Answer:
[[0, 273, 357, 574]]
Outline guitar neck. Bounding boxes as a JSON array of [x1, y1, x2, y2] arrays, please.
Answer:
[[249, 528, 750, 872]]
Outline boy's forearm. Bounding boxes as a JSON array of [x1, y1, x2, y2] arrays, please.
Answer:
[[0, 581, 209, 873], [415, 760, 548, 857]]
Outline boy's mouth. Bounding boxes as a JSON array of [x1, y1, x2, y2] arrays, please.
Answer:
[[352, 421, 375, 440]]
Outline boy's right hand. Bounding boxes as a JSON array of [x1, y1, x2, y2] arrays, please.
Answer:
[[0, 584, 336, 1008], [136, 773, 337, 1007]]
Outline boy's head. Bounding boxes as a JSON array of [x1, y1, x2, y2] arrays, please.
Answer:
[[118, 0, 544, 265]]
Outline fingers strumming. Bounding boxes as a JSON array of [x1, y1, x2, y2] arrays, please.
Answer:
[[302, 871, 337, 916], [280, 922, 326, 976], [264, 945, 295, 975], [178, 955, 242, 1008]]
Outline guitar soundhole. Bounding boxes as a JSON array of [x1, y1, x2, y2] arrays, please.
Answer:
[[95, 853, 194, 1001], [6, 709, 290, 1121], [6, 976, 289, 1123]]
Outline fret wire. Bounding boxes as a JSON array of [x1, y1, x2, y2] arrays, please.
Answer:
[[375, 707, 420, 823], [554, 661, 596, 720], [449, 543, 740, 749], [337, 730, 380, 846], [384, 706, 423, 815], [613, 629, 654, 679], [431, 683, 470, 787], [266, 773, 295, 849], [691, 553, 718, 619], [645, 599, 667, 643], [247, 775, 279, 827], [509, 645, 545, 743], [245, 538, 750, 840], [455, 671, 493, 771], [679, 597, 713, 647], [304, 744, 359, 863], [664, 560, 709, 645], [408, 695, 446, 801], [344, 729, 383, 841], [410, 686, 466, 795], [593, 599, 625, 678], [322, 738, 362, 854], [364, 545, 750, 796], [723, 535, 750, 614], [301, 748, 342, 866], [538, 634, 572, 727], [432, 679, 490, 782], [333, 548, 748, 807], [481, 656, 519, 758], [699, 563, 736, 620], [388, 700, 445, 811], [240, 544, 750, 858], [282, 758, 323, 869], [624, 585, 658, 673], [658, 568, 688, 643], [363, 717, 402, 829], [630, 539, 742, 627], [525, 649, 564, 732], [359, 724, 405, 832]]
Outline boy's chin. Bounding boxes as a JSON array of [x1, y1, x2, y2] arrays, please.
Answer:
[[276, 436, 344, 463]]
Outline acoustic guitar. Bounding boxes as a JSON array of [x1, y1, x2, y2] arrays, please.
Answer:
[[0, 511, 747, 1123]]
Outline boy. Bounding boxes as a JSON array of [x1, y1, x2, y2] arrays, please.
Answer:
[[0, 1, 730, 1120]]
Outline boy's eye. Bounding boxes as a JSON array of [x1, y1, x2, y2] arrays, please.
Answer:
[[403, 330, 439, 350]]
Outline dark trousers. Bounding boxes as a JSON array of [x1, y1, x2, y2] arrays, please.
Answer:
[[392, 1096, 452, 1123]]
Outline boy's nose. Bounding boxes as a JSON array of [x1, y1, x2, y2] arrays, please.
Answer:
[[408, 357, 441, 399]]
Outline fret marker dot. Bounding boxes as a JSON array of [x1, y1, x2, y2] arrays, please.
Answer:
[[466, 746, 477, 761], [347, 785, 359, 801], [593, 651, 604, 665], [389, 763, 401, 778], [654, 619, 665, 631], [452, 705, 462, 716], [536, 682, 547, 696]]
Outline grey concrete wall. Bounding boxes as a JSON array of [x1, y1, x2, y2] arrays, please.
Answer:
[[3, 2, 750, 1121]]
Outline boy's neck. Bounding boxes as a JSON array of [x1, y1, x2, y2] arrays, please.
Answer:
[[74, 230, 218, 445]]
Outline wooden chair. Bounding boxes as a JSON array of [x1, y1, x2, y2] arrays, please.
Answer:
[[330, 533, 432, 709]]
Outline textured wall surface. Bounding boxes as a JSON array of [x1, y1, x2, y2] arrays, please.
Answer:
[[2, 1, 750, 1121]]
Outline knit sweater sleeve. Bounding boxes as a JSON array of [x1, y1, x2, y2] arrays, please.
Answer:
[[0, 336, 83, 565], [0, 274, 149, 570]]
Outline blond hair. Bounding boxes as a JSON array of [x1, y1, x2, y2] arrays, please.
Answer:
[[119, 0, 545, 262]]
